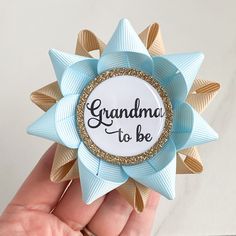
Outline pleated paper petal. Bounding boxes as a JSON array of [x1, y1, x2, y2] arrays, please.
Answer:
[[49, 49, 92, 85], [60, 59, 98, 96], [78, 143, 128, 204], [98, 18, 153, 74], [122, 139, 176, 199], [171, 102, 218, 150], [153, 53, 204, 107]]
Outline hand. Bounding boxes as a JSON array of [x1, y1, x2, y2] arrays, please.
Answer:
[[0, 144, 160, 236]]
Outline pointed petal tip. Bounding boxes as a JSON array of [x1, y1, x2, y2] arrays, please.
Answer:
[[154, 183, 175, 200], [151, 183, 175, 200], [118, 18, 131, 26], [48, 48, 88, 63], [48, 48, 56, 54], [101, 17, 151, 59], [210, 128, 219, 141], [182, 51, 204, 60], [195, 108, 219, 143], [48, 48, 63, 66], [48, 48, 88, 83], [82, 192, 104, 205], [165, 190, 175, 200], [163, 51, 205, 63], [154, 184, 175, 200], [48, 48, 60, 57], [26, 105, 63, 143], [82, 195, 94, 205], [26, 124, 34, 135], [193, 51, 205, 62], [27, 121, 44, 136], [48, 48, 71, 60], [189, 51, 205, 68]]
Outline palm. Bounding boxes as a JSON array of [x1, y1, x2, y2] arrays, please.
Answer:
[[0, 145, 159, 236], [1, 207, 80, 236]]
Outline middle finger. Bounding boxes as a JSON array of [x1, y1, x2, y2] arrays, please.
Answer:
[[87, 190, 133, 236], [53, 179, 104, 231]]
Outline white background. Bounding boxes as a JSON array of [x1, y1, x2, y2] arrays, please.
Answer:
[[0, 0, 235, 235]]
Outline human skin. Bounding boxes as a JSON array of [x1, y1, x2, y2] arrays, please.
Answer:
[[0, 144, 160, 236]]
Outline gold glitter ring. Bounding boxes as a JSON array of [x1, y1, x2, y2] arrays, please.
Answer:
[[77, 68, 173, 165]]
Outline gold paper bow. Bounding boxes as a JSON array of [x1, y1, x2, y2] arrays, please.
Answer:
[[30, 23, 220, 212]]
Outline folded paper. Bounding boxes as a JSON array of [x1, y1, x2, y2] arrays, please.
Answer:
[[28, 19, 220, 212]]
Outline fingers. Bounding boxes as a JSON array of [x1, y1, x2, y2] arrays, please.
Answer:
[[120, 191, 160, 236], [53, 179, 104, 231], [3, 144, 68, 214], [87, 190, 133, 236]]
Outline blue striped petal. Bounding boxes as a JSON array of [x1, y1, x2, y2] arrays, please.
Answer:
[[171, 102, 218, 150], [98, 18, 153, 74], [78, 143, 128, 204], [98, 51, 153, 75], [28, 95, 81, 148], [49, 49, 95, 89], [27, 104, 62, 144], [122, 139, 176, 199], [55, 95, 80, 148], [60, 59, 98, 96], [153, 52, 204, 108]]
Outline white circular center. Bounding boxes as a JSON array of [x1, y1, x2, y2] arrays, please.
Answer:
[[84, 75, 166, 156]]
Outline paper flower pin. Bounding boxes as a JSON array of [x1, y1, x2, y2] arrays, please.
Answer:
[[28, 19, 220, 212]]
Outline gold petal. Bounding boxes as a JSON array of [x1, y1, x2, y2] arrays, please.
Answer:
[[31, 81, 62, 111], [187, 79, 220, 113], [50, 144, 79, 182], [135, 181, 150, 212], [117, 178, 150, 212], [139, 23, 165, 56], [177, 147, 203, 174], [75, 30, 106, 57], [176, 154, 193, 174]]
